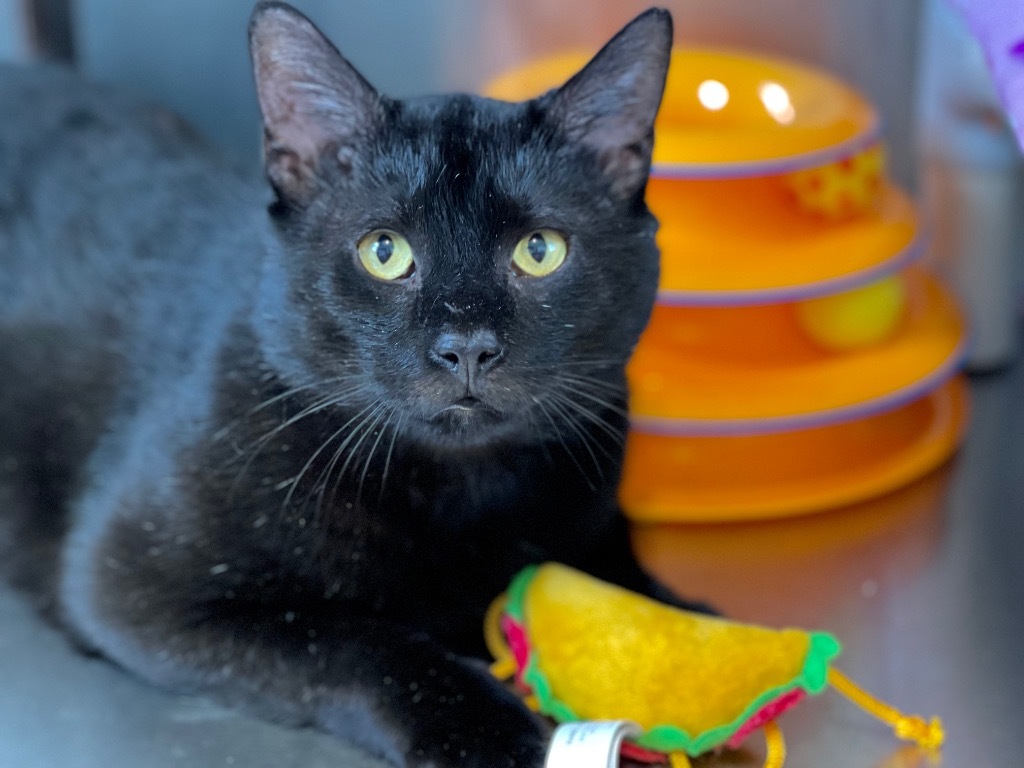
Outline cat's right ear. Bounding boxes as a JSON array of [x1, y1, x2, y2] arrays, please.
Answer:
[[547, 9, 673, 200], [249, 1, 382, 205]]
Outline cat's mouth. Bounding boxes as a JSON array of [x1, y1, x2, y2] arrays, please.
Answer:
[[431, 397, 500, 423], [437, 395, 486, 412], [421, 397, 509, 446]]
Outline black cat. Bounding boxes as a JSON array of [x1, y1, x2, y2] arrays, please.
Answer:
[[0, 2, 702, 765]]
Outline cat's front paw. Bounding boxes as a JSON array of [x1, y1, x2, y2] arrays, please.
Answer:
[[403, 686, 548, 768], [407, 732, 546, 768]]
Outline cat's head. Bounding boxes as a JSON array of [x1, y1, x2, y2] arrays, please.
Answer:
[[248, 1, 671, 453]]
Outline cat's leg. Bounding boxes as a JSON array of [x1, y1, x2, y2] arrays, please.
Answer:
[[61, 505, 548, 767]]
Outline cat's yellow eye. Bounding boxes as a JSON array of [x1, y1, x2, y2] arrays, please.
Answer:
[[511, 230, 568, 278], [356, 230, 415, 281]]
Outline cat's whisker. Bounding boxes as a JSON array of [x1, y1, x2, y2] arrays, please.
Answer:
[[550, 395, 619, 465], [243, 376, 350, 420], [552, 372, 626, 399], [357, 404, 394, 501], [309, 399, 385, 519], [226, 382, 371, 503], [335, 402, 390, 506], [214, 375, 352, 447], [556, 414, 606, 485], [225, 390, 330, 465], [553, 386, 629, 418], [542, 395, 606, 483], [237, 387, 356, 463], [534, 358, 623, 370], [321, 400, 389, 514], [312, 403, 371, 516], [378, 411, 405, 501], [434, 162, 448, 186], [549, 395, 625, 451], [281, 400, 378, 517], [281, 422, 352, 518], [530, 396, 597, 491], [245, 389, 346, 453], [549, 387, 629, 444]]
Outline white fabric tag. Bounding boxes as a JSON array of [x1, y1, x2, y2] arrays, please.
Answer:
[[543, 720, 642, 768]]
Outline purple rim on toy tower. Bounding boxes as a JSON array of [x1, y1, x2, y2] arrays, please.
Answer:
[[628, 351, 969, 437], [655, 229, 926, 307], [650, 121, 882, 180]]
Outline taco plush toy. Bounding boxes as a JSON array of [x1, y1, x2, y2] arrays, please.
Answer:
[[485, 563, 944, 768]]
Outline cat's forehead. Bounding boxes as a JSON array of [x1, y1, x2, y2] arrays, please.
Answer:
[[402, 93, 538, 143], [363, 92, 579, 226], [379, 94, 548, 181]]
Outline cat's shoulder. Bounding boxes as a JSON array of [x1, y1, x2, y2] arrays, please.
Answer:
[[0, 62, 146, 142], [0, 61, 244, 183]]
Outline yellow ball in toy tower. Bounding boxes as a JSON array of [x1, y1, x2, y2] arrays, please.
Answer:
[[796, 275, 906, 351]]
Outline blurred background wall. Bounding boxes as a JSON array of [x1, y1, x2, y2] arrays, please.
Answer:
[[0, 0, 923, 186], [1, 0, 1020, 366], [0, 1, 28, 61]]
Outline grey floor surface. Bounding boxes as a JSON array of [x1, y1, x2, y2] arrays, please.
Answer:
[[1, 358, 1022, 767]]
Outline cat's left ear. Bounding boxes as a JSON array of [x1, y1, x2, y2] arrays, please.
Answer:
[[249, 1, 382, 204], [548, 9, 673, 199]]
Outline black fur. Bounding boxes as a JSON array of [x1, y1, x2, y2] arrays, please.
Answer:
[[0, 4, 698, 766]]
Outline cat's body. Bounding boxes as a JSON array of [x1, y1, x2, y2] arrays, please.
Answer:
[[0, 4, 694, 765]]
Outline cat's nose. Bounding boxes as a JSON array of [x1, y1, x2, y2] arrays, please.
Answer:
[[428, 329, 505, 386]]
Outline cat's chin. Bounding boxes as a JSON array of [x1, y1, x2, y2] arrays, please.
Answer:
[[409, 402, 520, 452]]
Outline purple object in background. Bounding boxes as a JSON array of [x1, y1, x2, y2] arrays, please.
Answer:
[[952, 0, 1024, 151]]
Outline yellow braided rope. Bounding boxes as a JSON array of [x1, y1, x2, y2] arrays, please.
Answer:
[[828, 669, 945, 751], [762, 720, 787, 768], [484, 595, 517, 680]]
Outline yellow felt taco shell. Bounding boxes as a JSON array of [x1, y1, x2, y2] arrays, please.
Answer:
[[521, 564, 825, 738]]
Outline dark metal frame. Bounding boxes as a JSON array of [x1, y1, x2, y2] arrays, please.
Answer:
[[24, 0, 76, 62]]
